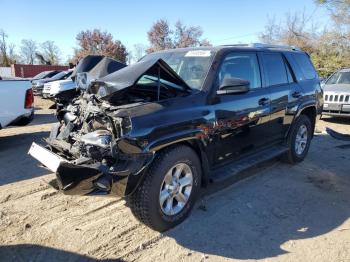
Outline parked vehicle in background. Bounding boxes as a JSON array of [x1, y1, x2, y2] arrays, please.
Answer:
[[32, 70, 72, 96], [30, 70, 61, 82], [42, 78, 76, 99], [0, 80, 34, 129], [29, 44, 322, 231], [322, 68, 350, 118]]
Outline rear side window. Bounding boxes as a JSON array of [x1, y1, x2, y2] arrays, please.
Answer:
[[262, 53, 288, 86], [292, 53, 317, 80]]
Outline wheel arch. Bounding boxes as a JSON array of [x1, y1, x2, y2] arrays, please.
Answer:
[[151, 138, 211, 187], [297, 106, 317, 136]]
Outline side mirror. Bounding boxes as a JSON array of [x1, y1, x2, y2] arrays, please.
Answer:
[[217, 77, 250, 95]]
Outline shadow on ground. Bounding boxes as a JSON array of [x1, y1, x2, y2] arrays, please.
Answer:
[[30, 113, 57, 125], [0, 131, 50, 185], [321, 116, 350, 124], [0, 244, 124, 262], [164, 134, 350, 260]]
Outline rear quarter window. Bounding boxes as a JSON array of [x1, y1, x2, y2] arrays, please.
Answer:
[[292, 53, 317, 80]]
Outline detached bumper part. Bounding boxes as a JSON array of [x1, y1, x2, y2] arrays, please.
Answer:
[[28, 142, 153, 197]]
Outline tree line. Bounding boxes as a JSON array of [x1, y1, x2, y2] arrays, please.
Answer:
[[260, 0, 350, 77], [1, 0, 349, 77], [0, 19, 210, 67], [0, 31, 61, 66]]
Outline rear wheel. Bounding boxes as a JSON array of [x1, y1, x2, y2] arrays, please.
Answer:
[[282, 114, 313, 164], [127, 145, 201, 232]]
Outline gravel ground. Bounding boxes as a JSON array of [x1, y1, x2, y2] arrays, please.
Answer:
[[0, 97, 350, 262]]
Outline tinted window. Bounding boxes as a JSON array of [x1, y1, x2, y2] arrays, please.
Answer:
[[292, 53, 317, 80], [218, 52, 261, 89], [326, 71, 350, 85], [46, 71, 60, 78], [262, 53, 288, 86], [285, 63, 295, 83]]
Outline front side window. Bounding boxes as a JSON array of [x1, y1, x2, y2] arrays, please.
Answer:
[[262, 53, 288, 86], [218, 52, 261, 89]]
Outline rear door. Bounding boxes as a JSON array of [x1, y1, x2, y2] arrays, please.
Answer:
[[259, 52, 300, 142]]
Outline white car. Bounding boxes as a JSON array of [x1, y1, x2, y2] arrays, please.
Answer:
[[0, 80, 34, 129], [42, 79, 76, 99]]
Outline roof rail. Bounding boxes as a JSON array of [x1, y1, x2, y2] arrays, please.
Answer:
[[223, 43, 301, 51]]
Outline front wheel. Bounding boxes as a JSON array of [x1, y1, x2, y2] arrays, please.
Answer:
[[282, 114, 313, 164], [127, 145, 202, 232]]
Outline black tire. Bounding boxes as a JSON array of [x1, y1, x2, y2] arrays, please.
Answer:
[[127, 145, 201, 232], [282, 114, 313, 164]]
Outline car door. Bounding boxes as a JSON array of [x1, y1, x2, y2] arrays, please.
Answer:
[[212, 51, 271, 166], [259, 52, 300, 142]]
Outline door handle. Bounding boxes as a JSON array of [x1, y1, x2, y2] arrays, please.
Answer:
[[258, 97, 270, 106], [292, 91, 302, 98]]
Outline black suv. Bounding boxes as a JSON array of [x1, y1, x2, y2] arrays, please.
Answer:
[[29, 44, 323, 231]]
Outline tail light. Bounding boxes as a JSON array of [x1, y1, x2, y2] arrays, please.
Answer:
[[24, 88, 34, 109]]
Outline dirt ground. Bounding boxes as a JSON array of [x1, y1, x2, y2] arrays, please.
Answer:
[[0, 97, 350, 262]]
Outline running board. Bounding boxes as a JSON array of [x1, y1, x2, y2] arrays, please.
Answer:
[[211, 145, 288, 184]]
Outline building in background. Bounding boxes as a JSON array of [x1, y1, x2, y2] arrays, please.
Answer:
[[10, 64, 69, 78]]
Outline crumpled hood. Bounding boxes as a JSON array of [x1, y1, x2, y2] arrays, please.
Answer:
[[323, 84, 350, 93], [89, 58, 191, 97], [72, 56, 126, 90]]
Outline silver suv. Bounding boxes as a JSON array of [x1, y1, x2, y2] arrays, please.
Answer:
[[322, 68, 350, 118]]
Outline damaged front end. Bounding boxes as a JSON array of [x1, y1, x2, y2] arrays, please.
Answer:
[[30, 93, 153, 196], [29, 55, 192, 197]]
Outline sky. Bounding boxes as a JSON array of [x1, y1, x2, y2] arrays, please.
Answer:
[[1, 0, 330, 62]]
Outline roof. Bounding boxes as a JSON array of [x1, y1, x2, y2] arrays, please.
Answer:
[[151, 43, 304, 55]]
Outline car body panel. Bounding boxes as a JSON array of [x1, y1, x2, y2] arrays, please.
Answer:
[[0, 80, 34, 128]]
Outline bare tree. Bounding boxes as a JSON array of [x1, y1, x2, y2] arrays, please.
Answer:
[[72, 29, 128, 64], [259, 10, 350, 77], [147, 19, 211, 53], [316, 0, 350, 25], [0, 30, 18, 66], [147, 19, 173, 53], [8, 43, 19, 64], [199, 39, 212, 47], [0, 30, 10, 66], [20, 39, 37, 64], [174, 21, 203, 48], [259, 12, 316, 53], [260, 16, 282, 44], [40, 41, 61, 65]]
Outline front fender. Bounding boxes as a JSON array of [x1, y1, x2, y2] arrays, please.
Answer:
[[144, 128, 206, 152]]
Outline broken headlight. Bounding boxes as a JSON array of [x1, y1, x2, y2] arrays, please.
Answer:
[[80, 130, 112, 149]]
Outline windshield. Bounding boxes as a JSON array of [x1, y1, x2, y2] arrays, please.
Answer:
[[141, 50, 215, 90], [50, 71, 71, 81], [326, 71, 350, 85]]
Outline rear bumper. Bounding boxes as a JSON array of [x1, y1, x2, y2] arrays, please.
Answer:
[[28, 142, 153, 197]]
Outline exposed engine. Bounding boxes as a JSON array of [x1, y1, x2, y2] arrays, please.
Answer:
[[48, 93, 122, 166]]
